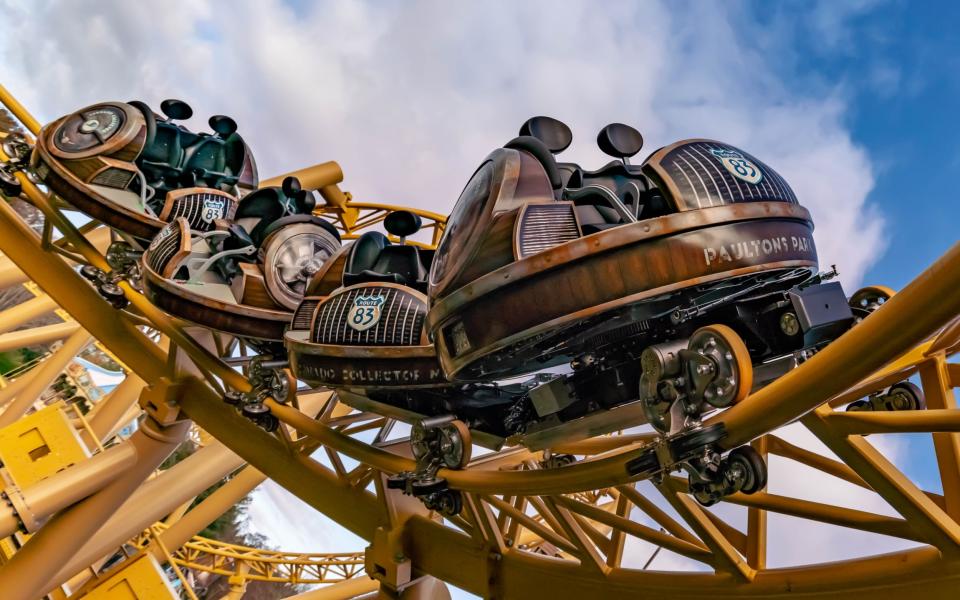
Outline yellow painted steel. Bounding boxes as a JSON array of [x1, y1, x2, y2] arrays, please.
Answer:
[[77, 554, 177, 600], [0, 401, 89, 488], [0, 83, 40, 135], [138, 524, 366, 586], [3, 82, 960, 600]]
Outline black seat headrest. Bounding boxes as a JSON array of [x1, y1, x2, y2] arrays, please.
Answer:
[[520, 116, 572, 154], [597, 123, 644, 160], [209, 115, 238, 137], [345, 231, 389, 275], [504, 136, 562, 191], [160, 99, 193, 121], [384, 210, 422, 239]]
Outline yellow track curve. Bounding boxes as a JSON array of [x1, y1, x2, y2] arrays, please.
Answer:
[[0, 83, 959, 599]]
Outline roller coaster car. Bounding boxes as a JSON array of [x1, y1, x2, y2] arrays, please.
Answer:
[[286, 118, 863, 448], [423, 116, 858, 439], [141, 177, 341, 344], [285, 210, 460, 406], [31, 99, 257, 240]]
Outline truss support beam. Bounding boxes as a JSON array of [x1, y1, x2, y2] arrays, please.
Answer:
[[150, 465, 266, 559], [918, 355, 960, 521], [0, 326, 91, 428], [804, 406, 960, 556], [0, 439, 136, 536], [0, 417, 190, 600], [0, 293, 56, 334], [0, 321, 80, 354], [42, 437, 246, 595], [83, 371, 147, 445], [287, 576, 379, 600]]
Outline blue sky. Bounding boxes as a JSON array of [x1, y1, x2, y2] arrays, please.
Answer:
[[1, 0, 957, 592], [743, 0, 959, 288]]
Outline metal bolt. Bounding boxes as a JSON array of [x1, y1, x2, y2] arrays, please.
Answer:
[[780, 312, 801, 336]]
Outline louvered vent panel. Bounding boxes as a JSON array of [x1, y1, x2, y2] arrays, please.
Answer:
[[90, 167, 135, 189], [518, 203, 581, 258], [291, 298, 321, 331], [311, 286, 426, 346], [145, 222, 183, 275]]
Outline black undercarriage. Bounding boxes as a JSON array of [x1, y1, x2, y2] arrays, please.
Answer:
[[359, 267, 854, 441]]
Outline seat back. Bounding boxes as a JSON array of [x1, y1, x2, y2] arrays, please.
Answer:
[[141, 121, 183, 167], [144, 218, 192, 279], [345, 231, 388, 275], [371, 245, 426, 285], [342, 231, 428, 291]]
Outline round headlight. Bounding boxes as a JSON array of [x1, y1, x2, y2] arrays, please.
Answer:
[[261, 223, 340, 310]]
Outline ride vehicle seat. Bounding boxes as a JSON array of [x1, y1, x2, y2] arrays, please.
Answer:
[[128, 99, 253, 197], [129, 99, 191, 188], [342, 210, 428, 291], [510, 118, 648, 234], [181, 115, 243, 191], [208, 176, 337, 282]]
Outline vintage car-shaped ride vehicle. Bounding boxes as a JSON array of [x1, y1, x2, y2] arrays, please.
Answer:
[[285, 116, 919, 510], [31, 99, 258, 241], [141, 176, 342, 347]]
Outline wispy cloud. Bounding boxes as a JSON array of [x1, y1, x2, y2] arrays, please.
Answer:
[[1, 0, 886, 284], [0, 0, 904, 587]]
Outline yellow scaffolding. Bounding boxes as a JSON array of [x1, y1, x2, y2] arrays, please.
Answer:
[[0, 81, 958, 600]]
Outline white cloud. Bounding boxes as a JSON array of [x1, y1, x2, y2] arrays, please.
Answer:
[[0, 0, 906, 585], [1, 0, 885, 284]]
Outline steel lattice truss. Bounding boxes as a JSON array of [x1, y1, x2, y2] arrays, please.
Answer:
[[128, 526, 366, 586], [0, 82, 958, 600]]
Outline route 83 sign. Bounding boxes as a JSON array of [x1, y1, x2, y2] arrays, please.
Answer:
[[348, 295, 386, 332], [711, 148, 763, 185], [202, 197, 227, 224]]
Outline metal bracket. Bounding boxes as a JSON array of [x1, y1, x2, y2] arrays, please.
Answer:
[[138, 378, 188, 426]]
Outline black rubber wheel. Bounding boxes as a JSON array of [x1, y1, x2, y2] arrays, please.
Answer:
[[886, 381, 926, 411], [80, 265, 102, 281], [386, 474, 408, 490], [670, 423, 727, 459], [727, 446, 767, 494], [411, 477, 447, 496], [846, 399, 871, 412], [99, 282, 128, 309], [0, 168, 21, 197], [241, 402, 270, 418], [435, 490, 463, 517], [690, 482, 719, 507]]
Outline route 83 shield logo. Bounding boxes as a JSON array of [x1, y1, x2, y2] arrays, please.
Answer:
[[347, 295, 385, 332], [202, 197, 227, 223], [711, 148, 763, 185]]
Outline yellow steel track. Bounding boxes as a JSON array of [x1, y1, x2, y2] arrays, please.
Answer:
[[0, 83, 959, 599]]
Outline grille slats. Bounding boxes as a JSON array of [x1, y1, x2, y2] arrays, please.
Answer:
[[518, 204, 580, 258], [662, 141, 798, 209], [311, 287, 426, 346], [165, 191, 237, 232]]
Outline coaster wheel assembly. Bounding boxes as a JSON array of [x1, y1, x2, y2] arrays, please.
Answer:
[[2, 84, 960, 600]]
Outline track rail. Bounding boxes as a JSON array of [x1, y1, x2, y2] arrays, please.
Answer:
[[1, 83, 960, 599]]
